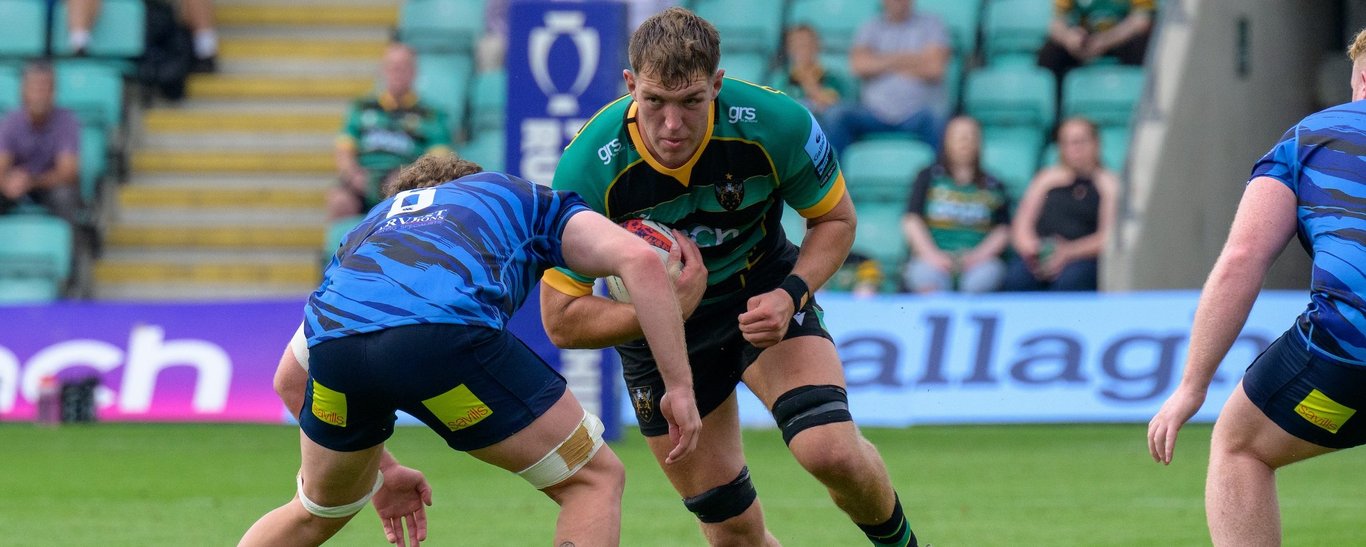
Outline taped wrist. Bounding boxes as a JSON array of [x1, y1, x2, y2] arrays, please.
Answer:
[[778, 274, 810, 311]]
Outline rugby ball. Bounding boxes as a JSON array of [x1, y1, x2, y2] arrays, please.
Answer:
[[605, 219, 682, 303]]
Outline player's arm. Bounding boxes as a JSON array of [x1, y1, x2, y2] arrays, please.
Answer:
[[558, 211, 700, 463], [277, 326, 432, 546], [1147, 177, 1297, 464]]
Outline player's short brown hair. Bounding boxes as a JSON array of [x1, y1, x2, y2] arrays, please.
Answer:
[[628, 7, 720, 88], [1349, 27, 1366, 63], [384, 153, 482, 197]]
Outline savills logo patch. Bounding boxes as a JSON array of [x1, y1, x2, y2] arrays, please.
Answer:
[[423, 384, 494, 432], [1295, 389, 1356, 434]]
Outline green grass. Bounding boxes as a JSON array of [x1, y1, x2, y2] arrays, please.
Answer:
[[1, 422, 1364, 546]]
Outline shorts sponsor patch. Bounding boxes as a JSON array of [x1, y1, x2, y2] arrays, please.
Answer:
[[423, 384, 493, 432], [311, 380, 348, 427], [803, 112, 837, 186], [1294, 388, 1356, 434]]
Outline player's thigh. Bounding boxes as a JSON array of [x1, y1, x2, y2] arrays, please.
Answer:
[[467, 389, 587, 473], [743, 335, 846, 406], [1213, 382, 1336, 469], [644, 393, 747, 497], [298, 431, 386, 506]]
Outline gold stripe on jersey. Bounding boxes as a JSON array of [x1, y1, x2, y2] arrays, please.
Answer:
[[798, 172, 847, 219], [625, 101, 717, 186]]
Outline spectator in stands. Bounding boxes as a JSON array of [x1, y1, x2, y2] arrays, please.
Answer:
[[69, 0, 219, 72], [329, 42, 452, 221], [1037, 0, 1154, 85], [0, 61, 82, 225], [823, 0, 950, 154], [1003, 117, 1118, 292], [476, 0, 509, 73], [902, 115, 1011, 294], [779, 24, 849, 122]]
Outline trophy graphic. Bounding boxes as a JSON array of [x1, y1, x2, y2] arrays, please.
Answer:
[[529, 11, 600, 117]]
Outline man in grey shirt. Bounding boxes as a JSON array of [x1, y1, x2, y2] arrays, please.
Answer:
[[823, 0, 950, 154]]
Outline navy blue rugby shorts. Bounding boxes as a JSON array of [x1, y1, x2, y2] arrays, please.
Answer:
[[1242, 329, 1366, 449], [300, 323, 566, 452]]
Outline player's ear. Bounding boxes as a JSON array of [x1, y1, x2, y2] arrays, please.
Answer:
[[712, 69, 725, 96], [624, 70, 637, 93]]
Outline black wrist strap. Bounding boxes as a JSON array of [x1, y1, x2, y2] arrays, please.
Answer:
[[779, 275, 810, 311]]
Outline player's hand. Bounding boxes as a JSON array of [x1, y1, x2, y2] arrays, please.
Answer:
[[660, 388, 701, 464], [1147, 386, 1206, 465], [671, 230, 709, 318], [372, 464, 433, 547], [738, 289, 793, 348]]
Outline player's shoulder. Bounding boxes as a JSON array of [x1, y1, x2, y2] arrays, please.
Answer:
[[716, 77, 814, 140], [1296, 101, 1366, 137]]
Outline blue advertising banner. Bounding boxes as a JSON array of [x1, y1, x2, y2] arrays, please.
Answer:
[[619, 291, 1310, 428], [506, 1, 628, 185]]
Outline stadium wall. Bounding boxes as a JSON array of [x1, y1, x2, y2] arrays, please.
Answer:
[[1107, 0, 1337, 290]]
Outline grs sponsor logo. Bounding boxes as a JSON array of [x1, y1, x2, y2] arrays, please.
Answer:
[[597, 138, 623, 164], [728, 106, 757, 124]]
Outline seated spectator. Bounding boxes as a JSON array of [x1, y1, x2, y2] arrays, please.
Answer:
[[1037, 0, 1153, 85], [476, 0, 508, 73], [824, 0, 950, 153], [1003, 117, 1119, 292], [69, 0, 219, 71], [0, 62, 82, 224], [901, 116, 1011, 294], [779, 24, 850, 121], [329, 42, 453, 220]]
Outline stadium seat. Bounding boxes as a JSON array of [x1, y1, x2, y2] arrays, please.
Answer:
[[780, 205, 806, 247], [398, 0, 485, 55], [0, 64, 19, 115], [964, 64, 1055, 128], [460, 130, 506, 174], [851, 201, 907, 286], [50, 0, 147, 58], [788, 0, 880, 54], [54, 59, 125, 132], [1063, 65, 1146, 127], [982, 0, 1052, 65], [469, 69, 507, 133], [0, 0, 48, 59], [415, 53, 473, 136], [0, 214, 73, 288], [693, 0, 784, 57], [981, 133, 1041, 203], [918, 0, 982, 57], [841, 138, 936, 203], [322, 215, 365, 260], [79, 125, 108, 203], [0, 277, 62, 304], [722, 51, 770, 84]]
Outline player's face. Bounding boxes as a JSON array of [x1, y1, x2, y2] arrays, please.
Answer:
[[626, 69, 722, 169], [1352, 61, 1366, 102]]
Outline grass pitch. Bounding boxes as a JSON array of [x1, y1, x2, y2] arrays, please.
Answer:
[[2, 422, 1364, 546]]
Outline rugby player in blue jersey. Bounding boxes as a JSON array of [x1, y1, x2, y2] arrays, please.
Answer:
[[1148, 27, 1366, 546], [239, 155, 702, 547]]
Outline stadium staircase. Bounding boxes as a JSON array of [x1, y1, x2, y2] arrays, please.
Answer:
[[93, 0, 399, 299]]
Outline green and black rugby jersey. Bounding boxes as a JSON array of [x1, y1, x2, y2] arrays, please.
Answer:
[[543, 78, 847, 303]]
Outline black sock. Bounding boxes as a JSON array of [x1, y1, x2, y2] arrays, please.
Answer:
[[857, 492, 916, 546]]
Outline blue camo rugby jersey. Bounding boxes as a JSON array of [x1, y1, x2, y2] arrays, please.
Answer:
[[305, 171, 591, 345], [1251, 100, 1366, 363]]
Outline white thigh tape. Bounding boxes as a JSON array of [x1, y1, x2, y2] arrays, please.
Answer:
[[516, 411, 606, 490], [297, 471, 383, 519], [290, 322, 310, 371]]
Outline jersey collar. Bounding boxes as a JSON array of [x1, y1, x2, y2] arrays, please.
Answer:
[[624, 99, 715, 186]]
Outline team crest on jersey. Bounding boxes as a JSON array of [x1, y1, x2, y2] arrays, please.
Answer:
[[716, 173, 745, 211], [630, 386, 655, 423]]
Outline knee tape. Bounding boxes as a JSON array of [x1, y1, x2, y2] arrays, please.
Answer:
[[682, 466, 758, 523], [516, 411, 605, 490], [296, 471, 383, 519], [771, 385, 852, 445], [290, 322, 310, 371]]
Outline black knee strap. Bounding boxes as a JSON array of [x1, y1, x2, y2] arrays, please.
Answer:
[[682, 466, 758, 523], [772, 384, 852, 445]]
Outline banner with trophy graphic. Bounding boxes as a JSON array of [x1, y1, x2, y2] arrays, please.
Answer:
[[506, 1, 627, 185]]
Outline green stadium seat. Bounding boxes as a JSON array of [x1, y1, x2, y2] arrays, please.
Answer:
[[79, 125, 108, 203], [851, 201, 907, 285], [469, 69, 507, 133], [944, 55, 963, 112], [54, 59, 125, 132], [0, 277, 62, 304], [964, 64, 1055, 128], [722, 51, 770, 84], [1063, 65, 1146, 127], [399, 0, 485, 54], [322, 215, 365, 263], [460, 130, 505, 173], [0, 64, 19, 115], [918, 0, 982, 56], [841, 138, 936, 203], [983, 0, 1052, 64], [0, 0, 48, 58], [780, 205, 806, 247], [788, 0, 880, 54], [50, 0, 146, 58], [981, 133, 1041, 203], [415, 53, 473, 135], [0, 214, 73, 287], [694, 0, 785, 57]]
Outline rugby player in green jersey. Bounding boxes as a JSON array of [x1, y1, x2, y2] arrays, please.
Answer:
[[539, 8, 917, 547]]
